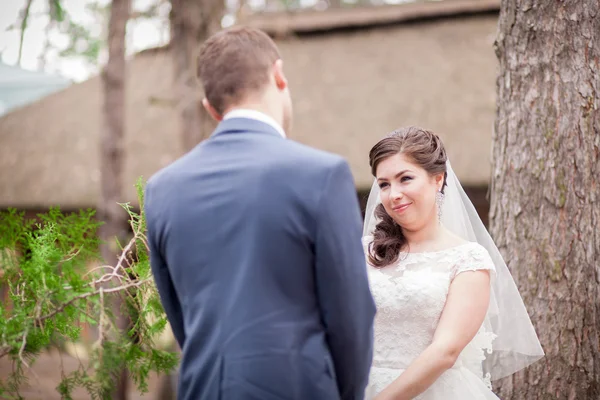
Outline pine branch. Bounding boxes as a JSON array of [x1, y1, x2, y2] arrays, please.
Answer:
[[35, 277, 152, 327], [0, 196, 178, 398]]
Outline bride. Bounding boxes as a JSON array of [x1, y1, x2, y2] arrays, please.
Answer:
[[362, 126, 544, 399]]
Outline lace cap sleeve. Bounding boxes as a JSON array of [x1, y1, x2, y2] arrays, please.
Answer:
[[452, 243, 497, 279]]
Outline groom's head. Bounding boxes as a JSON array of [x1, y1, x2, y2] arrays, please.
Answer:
[[196, 26, 293, 134]]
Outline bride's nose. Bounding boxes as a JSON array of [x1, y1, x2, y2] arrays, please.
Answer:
[[390, 184, 403, 201]]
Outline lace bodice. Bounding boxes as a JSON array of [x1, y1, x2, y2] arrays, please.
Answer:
[[364, 238, 498, 391]]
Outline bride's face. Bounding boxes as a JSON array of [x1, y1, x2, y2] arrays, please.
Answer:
[[375, 153, 443, 231]]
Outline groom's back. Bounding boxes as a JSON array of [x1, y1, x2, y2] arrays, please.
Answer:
[[146, 121, 347, 399], [147, 24, 374, 400]]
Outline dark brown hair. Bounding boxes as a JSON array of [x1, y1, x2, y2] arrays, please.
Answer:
[[367, 126, 448, 268], [196, 26, 281, 114]]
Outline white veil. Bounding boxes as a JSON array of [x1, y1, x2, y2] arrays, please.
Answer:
[[363, 161, 544, 381]]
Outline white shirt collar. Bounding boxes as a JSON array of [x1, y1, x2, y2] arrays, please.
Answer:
[[223, 109, 286, 138]]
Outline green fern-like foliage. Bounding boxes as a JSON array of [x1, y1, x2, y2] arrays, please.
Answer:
[[0, 179, 178, 399]]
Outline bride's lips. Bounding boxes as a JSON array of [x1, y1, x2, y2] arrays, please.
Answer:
[[392, 203, 412, 213]]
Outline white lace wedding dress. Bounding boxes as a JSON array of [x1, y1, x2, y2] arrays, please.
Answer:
[[363, 238, 500, 400]]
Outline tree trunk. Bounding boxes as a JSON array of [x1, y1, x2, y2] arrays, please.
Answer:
[[328, 0, 344, 9], [491, 1, 600, 399], [99, 0, 131, 399], [170, 0, 224, 152]]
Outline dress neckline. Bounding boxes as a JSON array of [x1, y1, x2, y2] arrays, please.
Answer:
[[399, 241, 475, 256]]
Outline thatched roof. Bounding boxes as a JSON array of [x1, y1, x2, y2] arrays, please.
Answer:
[[247, 0, 500, 35], [0, 7, 499, 209]]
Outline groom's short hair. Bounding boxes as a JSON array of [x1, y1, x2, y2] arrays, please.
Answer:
[[196, 26, 281, 115]]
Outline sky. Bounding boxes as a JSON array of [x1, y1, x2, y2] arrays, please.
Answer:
[[0, 0, 419, 82], [0, 0, 170, 82]]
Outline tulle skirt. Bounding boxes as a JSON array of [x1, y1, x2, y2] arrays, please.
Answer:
[[365, 366, 500, 400]]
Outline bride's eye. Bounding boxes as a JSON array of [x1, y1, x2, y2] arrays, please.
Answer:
[[400, 176, 413, 183], [378, 182, 389, 189]]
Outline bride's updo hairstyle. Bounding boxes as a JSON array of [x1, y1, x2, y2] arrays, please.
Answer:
[[367, 126, 448, 268]]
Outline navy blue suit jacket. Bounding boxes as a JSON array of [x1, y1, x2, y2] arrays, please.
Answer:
[[145, 118, 376, 400]]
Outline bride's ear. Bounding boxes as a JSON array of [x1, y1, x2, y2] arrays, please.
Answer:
[[434, 172, 445, 191]]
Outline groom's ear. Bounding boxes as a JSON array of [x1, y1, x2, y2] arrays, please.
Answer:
[[202, 98, 223, 122], [273, 59, 288, 91]]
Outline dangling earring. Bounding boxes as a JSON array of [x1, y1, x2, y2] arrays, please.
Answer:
[[436, 190, 445, 222]]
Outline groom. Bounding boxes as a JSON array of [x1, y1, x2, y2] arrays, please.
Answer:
[[145, 26, 375, 400]]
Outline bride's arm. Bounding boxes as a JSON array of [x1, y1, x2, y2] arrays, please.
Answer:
[[375, 269, 491, 400]]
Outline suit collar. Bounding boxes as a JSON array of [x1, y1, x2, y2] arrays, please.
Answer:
[[223, 109, 286, 138], [211, 117, 285, 139]]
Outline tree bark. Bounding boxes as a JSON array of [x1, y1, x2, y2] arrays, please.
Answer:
[[99, 0, 131, 399], [491, 1, 600, 398], [170, 0, 224, 152]]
